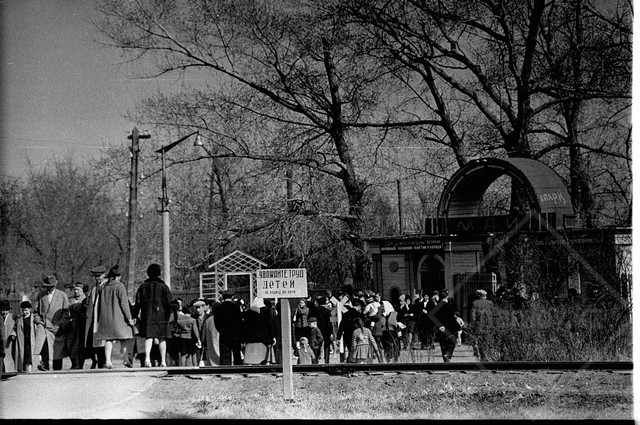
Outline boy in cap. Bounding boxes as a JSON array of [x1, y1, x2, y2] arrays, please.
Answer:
[[16, 301, 45, 372], [35, 275, 70, 371], [307, 317, 323, 364]]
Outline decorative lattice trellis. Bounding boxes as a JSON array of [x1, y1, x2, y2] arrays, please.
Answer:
[[199, 250, 267, 303]]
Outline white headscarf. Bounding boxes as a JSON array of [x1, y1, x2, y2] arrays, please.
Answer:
[[250, 297, 265, 313]]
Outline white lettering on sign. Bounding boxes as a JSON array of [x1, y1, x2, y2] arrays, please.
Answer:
[[539, 192, 567, 205], [257, 268, 308, 298]]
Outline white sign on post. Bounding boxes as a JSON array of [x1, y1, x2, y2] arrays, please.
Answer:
[[256, 268, 308, 299], [256, 268, 308, 401]]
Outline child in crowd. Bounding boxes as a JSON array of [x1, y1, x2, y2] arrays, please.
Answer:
[[307, 317, 323, 364], [168, 300, 202, 366], [454, 311, 465, 346], [15, 301, 44, 372], [295, 337, 313, 365], [350, 316, 379, 364]]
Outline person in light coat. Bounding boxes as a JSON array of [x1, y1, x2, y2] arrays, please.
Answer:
[[15, 301, 45, 372], [1, 300, 17, 373], [201, 302, 221, 366], [35, 275, 70, 371], [84, 266, 109, 368], [95, 265, 135, 369]]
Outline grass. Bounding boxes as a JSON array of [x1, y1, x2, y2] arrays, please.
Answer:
[[140, 369, 633, 419]]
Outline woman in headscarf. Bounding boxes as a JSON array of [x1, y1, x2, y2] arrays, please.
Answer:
[[201, 301, 221, 366], [95, 265, 135, 369], [241, 297, 274, 365]]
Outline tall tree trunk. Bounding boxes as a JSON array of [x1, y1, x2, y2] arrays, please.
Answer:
[[567, 0, 594, 227], [323, 38, 372, 287]]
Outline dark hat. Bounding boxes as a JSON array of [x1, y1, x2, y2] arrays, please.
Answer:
[[73, 281, 84, 288], [307, 316, 317, 323], [90, 265, 107, 276], [42, 275, 58, 287], [220, 289, 234, 298], [147, 263, 162, 278], [106, 264, 121, 279], [0, 300, 10, 310], [20, 300, 32, 309]]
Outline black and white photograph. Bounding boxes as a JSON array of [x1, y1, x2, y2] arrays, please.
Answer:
[[0, 0, 633, 420]]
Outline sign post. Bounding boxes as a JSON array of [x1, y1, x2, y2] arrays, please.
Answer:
[[257, 268, 307, 402]]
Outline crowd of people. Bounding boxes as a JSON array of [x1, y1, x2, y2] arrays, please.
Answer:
[[0, 264, 495, 374]]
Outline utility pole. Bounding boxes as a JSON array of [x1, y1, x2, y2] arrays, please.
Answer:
[[125, 127, 150, 294], [397, 179, 404, 234]]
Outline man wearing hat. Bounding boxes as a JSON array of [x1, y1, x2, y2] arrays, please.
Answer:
[[84, 266, 108, 369], [213, 290, 243, 365], [34, 275, 70, 371], [191, 300, 207, 365], [470, 289, 493, 357], [1, 299, 17, 373]]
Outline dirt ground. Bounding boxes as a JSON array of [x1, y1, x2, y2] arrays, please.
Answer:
[[135, 369, 633, 419]]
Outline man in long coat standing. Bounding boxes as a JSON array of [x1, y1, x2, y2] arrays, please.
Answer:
[[133, 263, 173, 367], [214, 290, 243, 365], [84, 266, 108, 368], [35, 275, 70, 371]]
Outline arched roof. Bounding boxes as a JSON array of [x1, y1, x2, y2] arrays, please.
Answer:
[[437, 158, 575, 221]]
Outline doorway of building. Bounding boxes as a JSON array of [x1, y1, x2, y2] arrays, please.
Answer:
[[419, 256, 444, 298]]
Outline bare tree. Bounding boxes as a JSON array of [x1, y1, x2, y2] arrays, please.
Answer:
[[339, 0, 631, 219], [95, 0, 446, 286]]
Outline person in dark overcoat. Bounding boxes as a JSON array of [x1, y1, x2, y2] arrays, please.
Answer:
[[241, 297, 274, 365], [213, 290, 243, 365], [95, 265, 135, 369], [65, 282, 86, 369], [336, 298, 365, 363], [430, 289, 462, 362], [133, 263, 173, 367]]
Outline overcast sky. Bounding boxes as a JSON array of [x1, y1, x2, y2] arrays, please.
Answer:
[[0, 0, 174, 179]]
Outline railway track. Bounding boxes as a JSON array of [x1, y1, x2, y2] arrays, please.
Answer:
[[3, 360, 630, 379]]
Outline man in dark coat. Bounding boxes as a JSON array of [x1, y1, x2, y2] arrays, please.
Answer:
[[315, 297, 333, 364], [336, 298, 364, 363], [133, 263, 173, 367], [214, 290, 243, 365], [430, 289, 461, 362]]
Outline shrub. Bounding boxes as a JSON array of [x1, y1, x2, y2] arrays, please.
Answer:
[[470, 300, 632, 361]]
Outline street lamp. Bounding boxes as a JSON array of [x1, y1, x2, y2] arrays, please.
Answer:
[[155, 130, 202, 289]]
